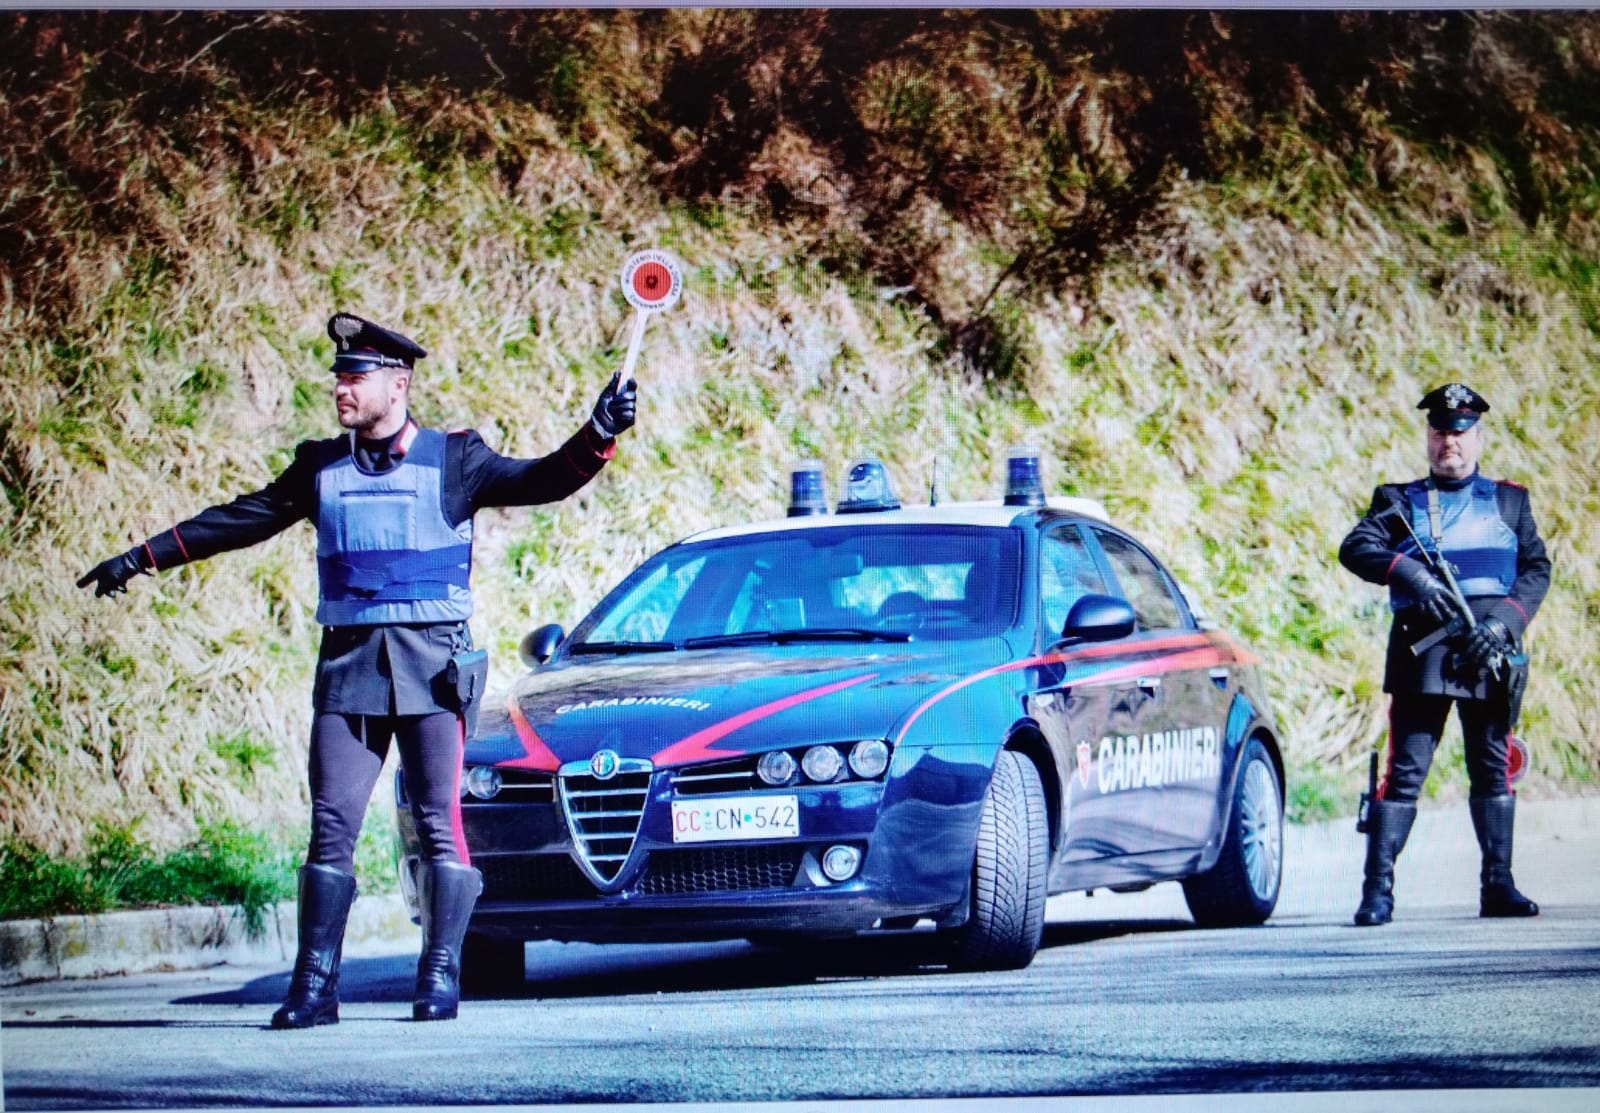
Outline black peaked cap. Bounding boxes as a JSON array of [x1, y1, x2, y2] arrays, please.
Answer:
[[1418, 382, 1489, 431], [327, 313, 427, 373]]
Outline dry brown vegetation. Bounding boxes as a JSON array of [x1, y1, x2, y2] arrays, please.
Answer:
[[2, 10, 1597, 853]]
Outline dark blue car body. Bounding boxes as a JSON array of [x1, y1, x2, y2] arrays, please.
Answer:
[[396, 500, 1284, 973]]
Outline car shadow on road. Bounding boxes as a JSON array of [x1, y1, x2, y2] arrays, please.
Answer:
[[1041, 918, 1197, 947], [480, 917, 1203, 1001]]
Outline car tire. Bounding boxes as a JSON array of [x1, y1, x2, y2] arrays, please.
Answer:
[[949, 749, 1048, 971], [460, 932, 526, 995], [1182, 737, 1283, 928]]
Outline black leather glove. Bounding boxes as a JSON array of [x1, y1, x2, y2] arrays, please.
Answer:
[[590, 372, 638, 438], [1463, 616, 1511, 673], [1392, 560, 1464, 627], [76, 548, 147, 598]]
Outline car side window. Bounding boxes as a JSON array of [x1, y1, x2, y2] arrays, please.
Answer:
[[1041, 526, 1109, 636], [1092, 529, 1185, 631]]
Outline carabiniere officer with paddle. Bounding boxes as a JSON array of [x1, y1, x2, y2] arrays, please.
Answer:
[[78, 314, 638, 1026]]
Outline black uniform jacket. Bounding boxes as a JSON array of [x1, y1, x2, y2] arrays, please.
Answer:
[[139, 420, 615, 716], [1339, 475, 1550, 699]]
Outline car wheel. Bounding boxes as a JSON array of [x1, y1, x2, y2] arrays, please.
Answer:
[[460, 932, 526, 995], [1182, 737, 1282, 928], [949, 749, 1048, 971]]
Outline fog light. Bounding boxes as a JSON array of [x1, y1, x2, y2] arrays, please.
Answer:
[[822, 844, 861, 882], [758, 750, 797, 785], [465, 765, 503, 800], [849, 739, 890, 779], [801, 744, 844, 783]]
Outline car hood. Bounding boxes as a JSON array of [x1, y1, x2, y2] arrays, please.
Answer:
[[466, 641, 1011, 771]]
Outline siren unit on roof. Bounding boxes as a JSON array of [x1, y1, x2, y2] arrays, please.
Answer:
[[836, 457, 901, 514], [786, 459, 829, 517], [785, 445, 1053, 515], [1003, 445, 1046, 507]]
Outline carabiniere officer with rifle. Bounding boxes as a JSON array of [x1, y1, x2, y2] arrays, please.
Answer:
[[77, 314, 638, 1025], [1339, 382, 1550, 927]]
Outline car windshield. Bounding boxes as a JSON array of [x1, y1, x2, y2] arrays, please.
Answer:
[[571, 524, 1022, 649]]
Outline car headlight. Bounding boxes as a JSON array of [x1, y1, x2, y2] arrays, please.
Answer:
[[757, 750, 798, 786], [464, 765, 503, 800], [801, 744, 844, 783], [848, 739, 890, 779]]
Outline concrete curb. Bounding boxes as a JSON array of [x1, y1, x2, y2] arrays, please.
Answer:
[[0, 893, 413, 987]]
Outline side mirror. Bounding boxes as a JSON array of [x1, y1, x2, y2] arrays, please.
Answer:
[[1062, 594, 1136, 643], [519, 623, 565, 668]]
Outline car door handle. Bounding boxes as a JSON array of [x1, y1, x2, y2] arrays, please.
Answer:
[[1136, 676, 1162, 692]]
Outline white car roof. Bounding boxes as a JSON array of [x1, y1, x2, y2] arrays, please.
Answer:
[[686, 496, 1111, 544]]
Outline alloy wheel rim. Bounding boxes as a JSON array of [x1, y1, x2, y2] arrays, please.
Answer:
[[1240, 759, 1283, 900]]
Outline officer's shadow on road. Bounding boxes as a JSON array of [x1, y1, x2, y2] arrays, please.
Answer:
[[172, 953, 416, 1011], [166, 918, 1199, 1009]]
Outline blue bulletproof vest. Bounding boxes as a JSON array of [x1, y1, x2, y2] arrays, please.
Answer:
[[315, 427, 473, 626], [1389, 475, 1517, 611]]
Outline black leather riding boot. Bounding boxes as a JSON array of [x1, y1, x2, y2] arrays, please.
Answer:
[[413, 861, 484, 1022], [1354, 800, 1416, 927], [1470, 795, 1539, 918], [271, 864, 358, 1029]]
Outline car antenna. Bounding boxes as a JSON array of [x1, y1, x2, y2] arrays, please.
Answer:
[[928, 456, 940, 506]]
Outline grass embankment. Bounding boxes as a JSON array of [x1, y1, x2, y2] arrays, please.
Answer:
[[1, 11, 1597, 909]]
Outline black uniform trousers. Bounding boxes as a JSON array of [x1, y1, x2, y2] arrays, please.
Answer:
[[1381, 691, 1512, 805], [308, 710, 467, 873], [306, 624, 472, 873]]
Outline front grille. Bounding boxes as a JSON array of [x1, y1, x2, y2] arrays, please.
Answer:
[[403, 767, 555, 806], [671, 757, 760, 796], [558, 766, 652, 886], [465, 768, 554, 804], [637, 845, 805, 895], [671, 742, 894, 795], [479, 854, 599, 902]]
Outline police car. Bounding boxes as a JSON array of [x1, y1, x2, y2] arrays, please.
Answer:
[[395, 450, 1285, 983]]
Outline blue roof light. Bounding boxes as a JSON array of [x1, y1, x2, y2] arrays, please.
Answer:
[[787, 459, 830, 517], [1003, 445, 1046, 507], [836, 456, 901, 514]]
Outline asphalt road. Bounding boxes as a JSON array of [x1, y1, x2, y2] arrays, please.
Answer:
[[4, 800, 1599, 1109]]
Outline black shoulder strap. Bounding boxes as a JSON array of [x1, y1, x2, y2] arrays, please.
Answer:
[[1423, 477, 1443, 548]]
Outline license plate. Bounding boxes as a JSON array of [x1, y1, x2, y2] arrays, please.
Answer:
[[671, 795, 799, 843]]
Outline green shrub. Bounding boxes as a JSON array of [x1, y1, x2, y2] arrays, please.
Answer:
[[0, 821, 296, 937]]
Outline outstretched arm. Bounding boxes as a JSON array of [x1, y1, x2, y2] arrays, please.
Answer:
[[77, 442, 320, 596]]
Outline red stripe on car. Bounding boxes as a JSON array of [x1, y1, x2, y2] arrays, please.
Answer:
[[652, 673, 880, 767], [893, 633, 1216, 745], [504, 697, 562, 772], [1070, 647, 1229, 688]]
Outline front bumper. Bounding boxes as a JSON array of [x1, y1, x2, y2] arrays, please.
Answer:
[[396, 760, 977, 942]]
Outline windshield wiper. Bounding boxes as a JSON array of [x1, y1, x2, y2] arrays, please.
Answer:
[[682, 628, 912, 649], [568, 640, 678, 656]]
